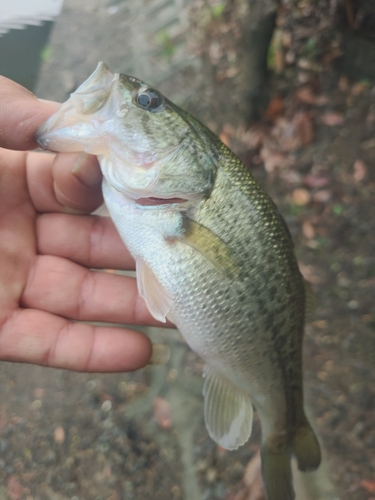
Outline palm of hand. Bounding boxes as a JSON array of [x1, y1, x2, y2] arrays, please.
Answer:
[[0, 104, 155, 372]]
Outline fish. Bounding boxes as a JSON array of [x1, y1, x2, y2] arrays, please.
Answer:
[[36, 62, 321, 500]]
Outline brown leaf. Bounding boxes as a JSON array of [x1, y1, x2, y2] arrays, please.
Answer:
[[264, 97, 284, 122], [312, 190, 331, 203], [260, 147, 294, 174], [338, 75, 349, 92], [292, 188, 311, 206], [153, 397, 172, 429], [279, 170, 302, 185], [298, 262, 324, 285], [302, 221, 315, 239], [361, 480, 375, 494], [303, 174, 330, 188], [272, 118, 301, 151], [353, 159, 367, 182], [241, 129, 265, 150], [351, 82, 369, 96], [293, 111, 313, 147], [320, 112, 344, 126], [219, 131, 231, 147], [296, 87, 327, 106], [7, 477, 27, 500]]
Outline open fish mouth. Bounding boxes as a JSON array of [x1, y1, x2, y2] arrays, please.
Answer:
[[135, 197, 188, 206]]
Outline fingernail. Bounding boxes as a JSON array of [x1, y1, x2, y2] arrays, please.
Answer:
[[148, 343, 171, 365], [72, 152, 102, 186]]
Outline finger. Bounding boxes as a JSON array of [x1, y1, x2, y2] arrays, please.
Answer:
[[26, 150, 103, 214], [0, 76, 58, 151], [0, 308, 151, 372], [53, 151, 103, 212], [21, 255, 165, 327], [37, 213, 135, 270]]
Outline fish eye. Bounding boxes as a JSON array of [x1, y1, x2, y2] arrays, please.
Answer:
[[136, 88, 163, 111]]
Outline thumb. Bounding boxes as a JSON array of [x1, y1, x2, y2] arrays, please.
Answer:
[[0, 76, 59, 151]]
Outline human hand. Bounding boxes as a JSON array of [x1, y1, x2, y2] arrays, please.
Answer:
[[0, 77, 165, 372]]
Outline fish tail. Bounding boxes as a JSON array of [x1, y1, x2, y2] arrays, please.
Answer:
[[292, 419, 321, 471], [260, 444, 294, 500]]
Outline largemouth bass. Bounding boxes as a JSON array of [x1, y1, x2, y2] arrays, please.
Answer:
[[36, 62, 321, 500]]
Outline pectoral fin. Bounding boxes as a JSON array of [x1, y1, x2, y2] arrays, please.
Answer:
[[136, 257, 174, 323], [179, 217, 241, 280], [203, 365, 253, 450]]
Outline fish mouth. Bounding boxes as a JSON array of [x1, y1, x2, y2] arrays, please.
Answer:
[[135, 197, 187, 206]]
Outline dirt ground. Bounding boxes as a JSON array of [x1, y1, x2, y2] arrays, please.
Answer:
[[1, 0, 374, 499]]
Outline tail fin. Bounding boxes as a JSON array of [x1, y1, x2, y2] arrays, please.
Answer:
[[261, 445, 295, 500], [292, 422, 321, 471]]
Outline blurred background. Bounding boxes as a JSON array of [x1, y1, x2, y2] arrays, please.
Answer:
[[1, 0, 375, 499]]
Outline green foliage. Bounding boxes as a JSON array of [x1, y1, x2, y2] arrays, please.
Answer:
[[40, 45, 53, 63], [332, 204, 344, 216], [211, 2, 225, 18], [155, 29, 176, 59]]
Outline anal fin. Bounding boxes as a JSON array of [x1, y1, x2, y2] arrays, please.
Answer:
[[203, 365, 253, 450], [136, 257, 174, 323]]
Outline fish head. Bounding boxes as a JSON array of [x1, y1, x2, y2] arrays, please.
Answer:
[[36, 62, 218, 202]]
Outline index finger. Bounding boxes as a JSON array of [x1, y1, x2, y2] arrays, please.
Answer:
[[0, 76, 58, 151]]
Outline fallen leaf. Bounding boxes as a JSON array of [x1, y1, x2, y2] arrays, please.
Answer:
[[219, 131, 231, 147], [282, 31, 292, 48], [361, 480, 375, 494], [302, 221, 315, 239], [311, 320, 328, 329], [272, 118, 301, 151], [260, 147, 294, 173], [320, 112, 344, 126], [238, 127, 265, 150], [292, 188, 311, 206], [296, 87, 327, 106], [279, 170, 302, 185], [361, 138, 375, 150], [293, 111, 314, 146], [351, 82, 369, 96], [303, 174, 330, 188], [7, 477, 26, 500], [353, 159, 367, 182], [312, 189, 331, 203], [153, 397, 172, 429], [298, 262, 324, 284], [338, 75, 349, 92], [264, 97, 284, 122]]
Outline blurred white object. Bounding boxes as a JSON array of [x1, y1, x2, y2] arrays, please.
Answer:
[[0, 0, 63, 35]]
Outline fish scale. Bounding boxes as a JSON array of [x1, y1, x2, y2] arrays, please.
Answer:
[[36, 62, 321, 500]]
